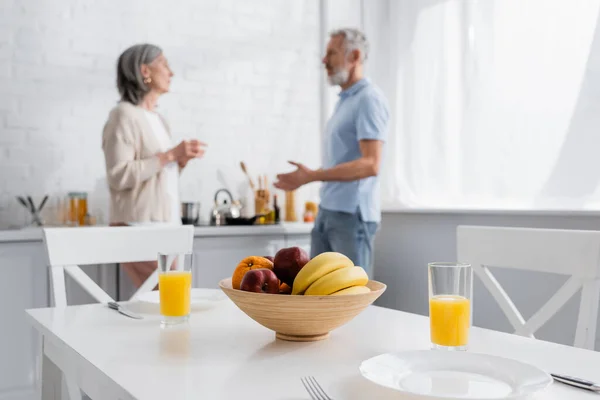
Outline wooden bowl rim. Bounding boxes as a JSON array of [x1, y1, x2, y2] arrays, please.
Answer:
[[218, 277, 386, 298]]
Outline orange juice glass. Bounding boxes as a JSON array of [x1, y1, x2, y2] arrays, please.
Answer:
[[428, 262, 472, 350], [158, 252, 193, 326]]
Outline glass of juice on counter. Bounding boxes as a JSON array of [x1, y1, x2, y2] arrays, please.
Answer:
[[428, 262, 472, 351], [158, 252, 193, 326]]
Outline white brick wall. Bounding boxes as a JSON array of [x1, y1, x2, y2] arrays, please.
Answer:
[[0, 0, 321, 228]]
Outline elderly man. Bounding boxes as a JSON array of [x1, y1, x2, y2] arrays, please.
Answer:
[[274, 28, 389, 278]]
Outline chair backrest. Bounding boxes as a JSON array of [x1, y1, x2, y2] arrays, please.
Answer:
[[43, 225, 195, 308], [457, 225, 600, 350]]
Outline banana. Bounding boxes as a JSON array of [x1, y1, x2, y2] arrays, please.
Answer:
[[304, 266, 368, 296], [331, 286, 371, 296], [292, 252, 354, 295]]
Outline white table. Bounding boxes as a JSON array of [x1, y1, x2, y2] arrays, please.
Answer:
[[27, 299, 600, 400]]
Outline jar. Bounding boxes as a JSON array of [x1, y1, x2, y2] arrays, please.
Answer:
[[77, 193, 88, 226], [67, 192, 79, 226], [67, 192, 88, 226], [303, 201, 317, 222]]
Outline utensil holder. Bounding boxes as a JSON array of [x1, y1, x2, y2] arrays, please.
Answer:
[[254, 189, 270, 215]]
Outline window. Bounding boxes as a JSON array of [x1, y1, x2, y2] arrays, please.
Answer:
[[363, 0, 600, 210]]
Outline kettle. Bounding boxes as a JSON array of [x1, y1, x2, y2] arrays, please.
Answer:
[[210, 189, 242, 226]]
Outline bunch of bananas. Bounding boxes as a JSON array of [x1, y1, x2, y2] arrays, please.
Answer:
[[291, 252, 370, 296]]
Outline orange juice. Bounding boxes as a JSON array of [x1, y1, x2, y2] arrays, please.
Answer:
[[158, 271, 192, 317], [429, 295, 470, 346]]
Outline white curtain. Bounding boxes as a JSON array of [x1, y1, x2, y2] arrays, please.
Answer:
[[364, 0, 600, 210]]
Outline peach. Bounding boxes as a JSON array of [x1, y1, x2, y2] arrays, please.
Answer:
[[232, 256, 274, 290]]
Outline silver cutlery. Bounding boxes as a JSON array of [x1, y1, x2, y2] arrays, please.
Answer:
[[107, 301, 143, 319], [301, 376, 333, 400], [551, 373, 600, 392]]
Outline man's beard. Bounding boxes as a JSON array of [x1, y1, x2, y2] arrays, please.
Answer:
[[327, 67, 349, 86]]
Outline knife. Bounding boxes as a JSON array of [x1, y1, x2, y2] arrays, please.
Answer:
[[108, 301, 143, 319], [551, 373, 600, 392]]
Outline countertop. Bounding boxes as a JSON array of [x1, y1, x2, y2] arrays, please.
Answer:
[[0, 223, 314, 243]]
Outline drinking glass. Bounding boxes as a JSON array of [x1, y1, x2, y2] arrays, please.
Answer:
[[158, 252, 193, 326], [428, 262, 473, 351]]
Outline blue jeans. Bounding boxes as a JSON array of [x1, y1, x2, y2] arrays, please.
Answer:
[[310, 207, 379, 278]]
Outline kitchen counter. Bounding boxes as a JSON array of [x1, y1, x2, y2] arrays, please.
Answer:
[[0, 222, 314, 243], [193, 222, 313, 237]]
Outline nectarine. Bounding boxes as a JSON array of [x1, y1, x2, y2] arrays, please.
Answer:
[[240, 269, 280, 294], [232, 256, 274, 290]]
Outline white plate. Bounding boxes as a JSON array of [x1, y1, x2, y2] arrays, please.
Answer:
[[134, 288, 227, 312], [359, 350, 552, 400]]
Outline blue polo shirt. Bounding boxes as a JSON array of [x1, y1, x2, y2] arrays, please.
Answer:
[[319, 78, 390, 222]]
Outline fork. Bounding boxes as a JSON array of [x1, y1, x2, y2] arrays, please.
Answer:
[[301, 376, 333, 400]]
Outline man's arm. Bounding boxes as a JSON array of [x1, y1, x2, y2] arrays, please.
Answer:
[[274, 91, 389, 191], [312, 139, 382, 182], [274, 140, 382, 191]]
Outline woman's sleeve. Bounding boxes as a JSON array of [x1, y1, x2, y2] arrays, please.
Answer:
[[102, 110, 162, 191]]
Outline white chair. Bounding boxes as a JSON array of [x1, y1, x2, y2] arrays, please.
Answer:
[[457, 225, 600, 350], [41, 225, 195, 400], [44, 225, 194, 307]]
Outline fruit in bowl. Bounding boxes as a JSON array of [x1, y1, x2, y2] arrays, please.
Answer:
[[279, 282, 292, 294], [232, 256, 274, 290], [273, 246, 310, 287], [292, 252, 369, 295], [240, 269, 280, 294], [219, 276, 386, 341], [219, 250, 386, 341]]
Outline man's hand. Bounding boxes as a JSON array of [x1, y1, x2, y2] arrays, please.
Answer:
[[274, 161, 315, 191]]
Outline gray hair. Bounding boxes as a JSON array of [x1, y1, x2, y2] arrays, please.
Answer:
[[330, 28, 369, 62], [116, 43, 162, 105]]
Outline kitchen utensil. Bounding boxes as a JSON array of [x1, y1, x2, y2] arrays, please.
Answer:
[[210, 189, 242, 226], [224, 214, 265, 226], [16, 195, 45, 226], [181, 202, 201, 225], [38, 195, 49, 212], [254, 191, 269, 216], [16, 196, 29, 211], [107, 301, 143, 319], [551, 373, 600, 392], [301, 377, 332, 400], [219, 278, 386, 341], [359, 350, 553, 399], [240, 161, 255, 190], [26, 196, 35, 213]]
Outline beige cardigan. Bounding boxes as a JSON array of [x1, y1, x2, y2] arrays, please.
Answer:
[[102, 101, 174, 224]]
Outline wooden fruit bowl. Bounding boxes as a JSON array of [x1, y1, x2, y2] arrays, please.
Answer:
[[218, 278, 386, 342]]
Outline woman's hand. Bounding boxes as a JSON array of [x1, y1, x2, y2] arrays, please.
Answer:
[[158, 140, 207, 167], [173, 139, 207, 161]]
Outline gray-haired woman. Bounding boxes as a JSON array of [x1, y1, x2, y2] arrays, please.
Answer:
[[102, 43, 206, 288]]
